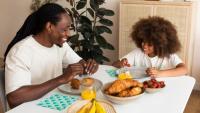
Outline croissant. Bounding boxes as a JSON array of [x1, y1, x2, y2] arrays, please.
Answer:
[[105, 79, 138, 95], [118, 87, 142, 97]]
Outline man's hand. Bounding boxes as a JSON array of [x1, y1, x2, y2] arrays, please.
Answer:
[[61, 63, 84, 83], [82, 59, 99, 75]]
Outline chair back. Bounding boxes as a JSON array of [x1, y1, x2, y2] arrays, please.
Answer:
[[0, 68, 6, 112]]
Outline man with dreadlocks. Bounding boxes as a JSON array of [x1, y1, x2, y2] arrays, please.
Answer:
[[4, 3, 98, 108]]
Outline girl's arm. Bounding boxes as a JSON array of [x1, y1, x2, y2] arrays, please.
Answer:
[[147, 63, 188, 77]]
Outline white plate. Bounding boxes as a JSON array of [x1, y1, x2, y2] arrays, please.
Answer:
[[124, 67, 147, 79], [67, 100, 116, 113], [58, 79, 103, 95]]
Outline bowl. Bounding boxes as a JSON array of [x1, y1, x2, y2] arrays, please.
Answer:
[[101, 82, 144, 104], [145, 87, 165, 93], [143, 78, 166, 93]]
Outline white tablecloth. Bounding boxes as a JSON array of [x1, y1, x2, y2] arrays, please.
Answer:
[[6, 65, 195, 113]]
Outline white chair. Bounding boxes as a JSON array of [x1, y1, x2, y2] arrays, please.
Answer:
[[0, 68, 6, 112]]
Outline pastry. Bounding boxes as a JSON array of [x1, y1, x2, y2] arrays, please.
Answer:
[[81, 77, 95, 86], [105, 79, 138, 95], [70, 78, 80, 89], [118, 87, 142, 97]]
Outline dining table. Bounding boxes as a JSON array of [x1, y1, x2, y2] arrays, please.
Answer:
[[5, 65, 196, 113]]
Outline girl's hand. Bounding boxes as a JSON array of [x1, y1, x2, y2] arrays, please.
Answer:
[[83, 59, 99, 75], [121, 58, 131, 67], [112, 58, 131, 68], [146, 67, 161, 77]]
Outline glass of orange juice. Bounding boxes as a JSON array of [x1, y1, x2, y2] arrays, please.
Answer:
[[81, 85, 96, 100]]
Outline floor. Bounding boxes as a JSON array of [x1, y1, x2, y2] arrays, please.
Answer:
[[184, 90, 200, 113]]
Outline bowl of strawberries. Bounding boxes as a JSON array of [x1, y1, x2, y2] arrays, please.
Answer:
[[143, 78, 165, 93]]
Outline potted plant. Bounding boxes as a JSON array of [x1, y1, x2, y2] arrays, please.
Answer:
[[31, 0, 58, 11], [31, 0, 115, 64], [65, 0, 115, 64]]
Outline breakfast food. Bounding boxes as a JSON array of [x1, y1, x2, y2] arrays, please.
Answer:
[[76, 99, 107, 113], [118, 87, 142, 97], [105, 79, 143, 97], [81, 77, 95, 87], [143, 78, 165, 88], [70, 79, 81, 89]]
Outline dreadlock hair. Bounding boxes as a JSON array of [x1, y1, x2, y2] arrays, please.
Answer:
[[4, 3, 66, 60], [131, 16, 181, 58]]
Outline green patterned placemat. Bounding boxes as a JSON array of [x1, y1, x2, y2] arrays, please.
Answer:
[[37, 93, 78, 111], [106, 69, 117, 77]]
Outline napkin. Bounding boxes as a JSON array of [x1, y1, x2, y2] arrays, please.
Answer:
[[37, 93, 78, 111], [106, 69, 117, 77]]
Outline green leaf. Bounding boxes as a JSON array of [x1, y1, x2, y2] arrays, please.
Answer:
[[96, 35, 107, 47], [68, 34, 79, 44], [83, 32, 91, 40], [90, 0, 99, 11], [96, 8, 115, 16], [95, 54, 110, 64], [102, 55, 110, 62], [99, 18, 113, 26], [93, 45, 103, 54], [94, 55, 104, 64], [76, 0, 87, 10], [87, 8, 94, 18], [79, 16, 92, 25], [105, 43, 115, 50], [94, 0, 105, 5], [95, 26, 112, 34], [78, 23, 92, 33], [80, 40, 93, 50]]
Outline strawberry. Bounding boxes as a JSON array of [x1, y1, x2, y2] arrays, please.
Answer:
[[147, 81, 153, 88], [144, 84, 148, 88], [151, 78, 157, 83]]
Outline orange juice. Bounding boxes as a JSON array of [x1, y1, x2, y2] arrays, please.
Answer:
[[118, 71, 133, 80], [81, 87, 96, 100]]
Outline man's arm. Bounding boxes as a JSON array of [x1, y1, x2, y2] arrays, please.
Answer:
[[7, 63, 83, 108]]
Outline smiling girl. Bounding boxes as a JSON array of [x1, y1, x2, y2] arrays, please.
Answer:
[[112, 16, 187, 77]]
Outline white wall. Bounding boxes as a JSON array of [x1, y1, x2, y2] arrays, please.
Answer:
[[0, 0, 199, 89], [0, 0, 32, 58]]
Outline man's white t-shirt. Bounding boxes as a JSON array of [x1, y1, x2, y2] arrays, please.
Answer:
[[5, 35, 82, 94], [122, 48, 183, 70]]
